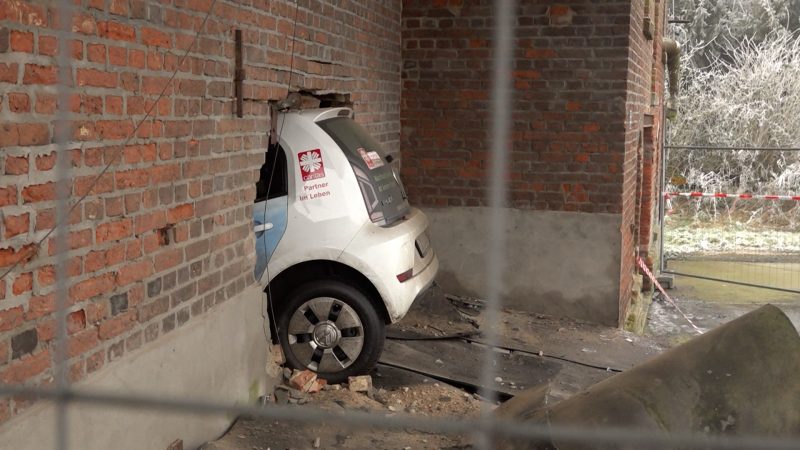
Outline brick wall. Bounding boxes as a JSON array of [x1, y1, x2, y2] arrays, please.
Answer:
[[619, 0, 666, 323], [0, 0, 400, 423], [401, 0, 665, 325]]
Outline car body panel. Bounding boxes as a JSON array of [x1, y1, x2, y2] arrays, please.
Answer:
[[253, 107, 437, 323]]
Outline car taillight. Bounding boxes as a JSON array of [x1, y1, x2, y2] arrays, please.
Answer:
[[352, 165, 385, 225], [396, 269, 413, 283]]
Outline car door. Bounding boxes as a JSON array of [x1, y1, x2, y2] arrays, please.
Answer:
[[253, 145, 289, 281]]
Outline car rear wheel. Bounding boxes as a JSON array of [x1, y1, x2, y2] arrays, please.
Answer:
[[277, 280, 385, 384]]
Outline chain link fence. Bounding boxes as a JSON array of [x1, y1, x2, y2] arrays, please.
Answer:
[[661, 145, 800, 293]]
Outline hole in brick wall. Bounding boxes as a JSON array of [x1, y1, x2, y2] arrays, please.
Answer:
[[11, 328, 37, 360], [110, 293, 129, 316], [67, 309, 86, 334], [289, 90, 352, 109], [157, 225, 173, 246]]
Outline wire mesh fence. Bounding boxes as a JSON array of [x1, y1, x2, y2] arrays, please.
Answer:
[[661, 146, 800, 293], [2, 1, 800, 450]]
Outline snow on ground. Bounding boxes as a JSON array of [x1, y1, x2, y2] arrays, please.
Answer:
[[664, 220, 800, 256]]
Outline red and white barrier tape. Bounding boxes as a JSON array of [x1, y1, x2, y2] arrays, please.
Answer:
[[665, 192, 800, 201], [636, 257, 704, 334]]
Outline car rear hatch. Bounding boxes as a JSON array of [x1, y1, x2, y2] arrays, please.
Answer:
[[315, 112, 410, 226]]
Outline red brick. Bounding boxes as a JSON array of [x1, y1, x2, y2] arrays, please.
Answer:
[[0, 349, 50, 384], [103, 196, 123, 217], [69, 273, 116, 302], [0, 124, 19, 147], [72, 13, 98, 35], [9, 30, 33, 52], [25, 294, 54, 320], [512, 70, 541, 80], [525, 48, 557, 58], [69, 360, 85, 384], [117, 260, 152, 286], [17, 123, 50, 146], [68, 329, 99, 358], [141, 27, 171, 48], [584, 123, 601, 133], [98, 311, 137, 340], [154, 248, 182, 271], [4, 155, 28, 175], [549, 5, 573, 16], [98, 21, 136, 42], [35, 319, 54, 341], [46, 229, 93, 256], [68, 310, 87, 334], [126, 239, 142, 260], [37, 35, 57, 56], [35, 206, 82, 232], [150, 164, 181, 183], [7, 93, 30, 113], [22, 182, 56, 203], [0, 306, 24, 332], [84, 302, 108, 325], [134, 211, 166, 235], [37, 257, 82, 286], [289, 369, 317, 391], [167, 203, 193, 224], [96, 218, 132, 243], [76, 68, 117, 88], [22, 64, 57, 85], [34, 93, 57, 115], [0, 63, 18, 83], [123, 144, 157, 164], [108, 46, 127, 66], [0, 186, 17, 207], [86, 349, 105, 374], [106, 96, 123, 115], [142, 76, 172, 95], [115, 168, 150, 188], [106, 243, 127, 267], [12, 272, 32, 295], [4, 213, 29, 238], [84, 249, 107, 273], [36, 152, 56, 172], [0, 340, 8, 363], [96, 120, 133, 140], [74, 173, 114, 196], [128, 49, 145, 69], [0, 245, 36, 268], [87, 43, 106, 63]]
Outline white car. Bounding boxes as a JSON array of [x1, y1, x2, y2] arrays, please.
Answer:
[[253, 107, 438, 382]]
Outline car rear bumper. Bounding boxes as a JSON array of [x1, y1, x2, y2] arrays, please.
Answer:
[[338, 207, 439, 322]]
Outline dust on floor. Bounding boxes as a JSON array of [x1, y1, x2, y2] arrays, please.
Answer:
[[203, 366, 481, 450], [205, 287, 665, 450]]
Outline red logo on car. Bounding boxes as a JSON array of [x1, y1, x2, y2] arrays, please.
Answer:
[[298, 149, 325, 181]]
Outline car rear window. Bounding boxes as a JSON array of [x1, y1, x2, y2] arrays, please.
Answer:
[[317, 117, 409, 224]]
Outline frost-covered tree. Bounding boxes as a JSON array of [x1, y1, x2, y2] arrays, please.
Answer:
[[671, 0, 800, 67], [666, 27, 800, 225]]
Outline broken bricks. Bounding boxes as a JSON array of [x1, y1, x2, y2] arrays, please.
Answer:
[[287, 369, 328, 394], [347, 375, 373, 396], [289, 369, 317, 391]]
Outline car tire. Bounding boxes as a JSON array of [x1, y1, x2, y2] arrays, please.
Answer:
[[277, 279, 385, 384]]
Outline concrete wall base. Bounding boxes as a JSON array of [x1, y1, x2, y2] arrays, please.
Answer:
[[424, 207, 622, 326], [624, 274, 651, 334], [0, 284, 275, 450]]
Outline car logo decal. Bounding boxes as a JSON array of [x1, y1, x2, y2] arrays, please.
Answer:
[[299, 149, 326, 181]]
